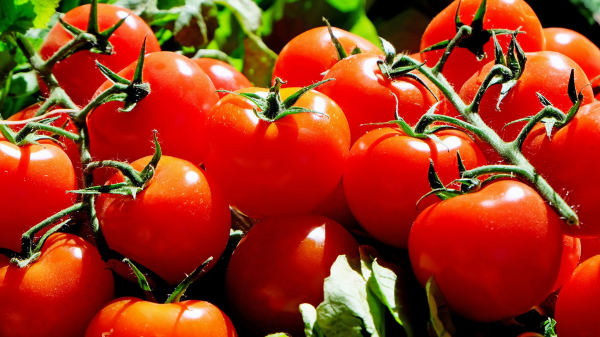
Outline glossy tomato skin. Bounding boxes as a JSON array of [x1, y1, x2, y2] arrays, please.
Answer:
[[409, 180, 564, 322], [552, 235, 581, 292], [580, 238, 600, 263], [85, 297, 237, 337], [272, 26, 384, 88], [344, 127, 486, 248], [39, 4, 160, 106], [192, 58, 252, 99], [88, 52, 219, 184], [555, 255, 600, 336], [456, 51, 594, 142], [421, 0, 545, 90], [523, 102, 600, 237], [544, 28, 600, 83], [0, 137, 77, 251], [318, 53, 440, 144], [205, 88, 350, 219], [96, 155, 231, 285], [225, 215, 359, 336], [0, 233, 115, 337]]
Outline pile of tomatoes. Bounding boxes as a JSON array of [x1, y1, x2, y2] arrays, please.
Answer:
[[4, 0, 600, 336]]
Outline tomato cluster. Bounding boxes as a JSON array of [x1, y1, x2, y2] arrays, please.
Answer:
[[5, 0, 600, 336]]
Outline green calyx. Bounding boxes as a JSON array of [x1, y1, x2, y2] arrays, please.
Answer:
[[58, 0, 127, 58], [420, 0, 520, 61], [218, 77, 332, 122], [322, 17, 363, 62]]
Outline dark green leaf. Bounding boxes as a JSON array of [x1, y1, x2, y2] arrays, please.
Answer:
[[470, 0, 487, 32], [492, 31, 505, 66], [323, 17, 347, 61], [123, 258, 153, 292], [428, 159, 445, 190], [456, 151, 466, 176], [273, 106, 328, 121], [0, 0, 36, 35], [536, 93, 553, 107], [379, 37, 395, 65], [421, 39, 450, 53], [282, 78, 334, 109], [96, 61, 131, 85], [242, 36, 276, 87], [568, 68, 577, 105]]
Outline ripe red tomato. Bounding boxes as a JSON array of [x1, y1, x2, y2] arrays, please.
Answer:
[[8, 103, 82, 184], [88, 52, 219, 184], [409, 180, 564, 322], [555, 255, 600, 336], [225, 215, 359, 335], [85, 297, 237, 337], [191, 58, 252, 99], [205, 87, 350, 219], [0, 233, 115, 337], [420, 0, 545, 89], [552, 235, 581, 292], [344, 127, 486, 248], [318, 53, 440, 144], [580, 238, 600, 263], [523, 102, 600, 237], [0, 137, 77, 251], [456, 51, 594, 142], [272, 26, 384, 88], [544, 28, 600, 83], [96, 155, 231, 285], [39, 3, 161, 106]]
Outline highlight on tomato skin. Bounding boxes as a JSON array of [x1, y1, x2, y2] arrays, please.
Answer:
[[192, 58, 252, 99], [543, 27, 600, 83]]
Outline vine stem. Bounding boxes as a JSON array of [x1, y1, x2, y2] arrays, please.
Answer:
[[403, 52, 579, 226]]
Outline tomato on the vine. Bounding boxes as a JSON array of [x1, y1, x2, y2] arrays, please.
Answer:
[[191, 58, 252, 99], [39, 3, 161, 106], [552, 235, 581, 292], [409, 180, 564, 322], [0, 233, 115, 337], [225, 215, 359, 336], [544, 28, 600, 83], [96, 155, 231, 285]]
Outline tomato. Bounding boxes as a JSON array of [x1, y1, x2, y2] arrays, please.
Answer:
[[456, 51, 594, 142], [409, 180, 564, 322], [8, 103, 82, 184], [191, 58, 252, 99], [544, 28, 600, 83], [88, 52, 219, 184], [555, 255, 600, 336], [0, 233, 115, 337], [580, 238, 600, 263], [272, 26, 384, 88], [516, 334, 544, 337], [344, 127, 486, 248], [523, 102, 600, 237], [85, 297, 237, 337], [205, 87, 350, 219], [420, 0, 545, 90], [39, 4, 160, 106], [0, 136, 77, 251], [552, 235, 581, 292], [96, 155, 231, 285], [225, 215, 359, 335], [318, 53, 440, 144]]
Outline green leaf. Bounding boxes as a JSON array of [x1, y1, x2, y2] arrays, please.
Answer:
[[428, 159, 445, 190], [349, 12, 379, 47], [214, 0, 262, 34], [31, 0, 59, 28], [300, 303, 324, 337], [426, 276, 456, 337], [326, 0, 361, 13], [0, 0, 36, 35], [172, 0, 218, 48], [265, 334, 290, 337], [241, 36, 276, 87]]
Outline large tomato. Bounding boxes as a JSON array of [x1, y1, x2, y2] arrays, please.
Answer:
[[88, 52, 219, 183], [85, 297, 237, 337], [0, 137, 77, 251], [96, 155, 231, 285], [205, 87, 350, 219], [409, 180, 564, 322], [344, 127, 486, 249], [191, 58, 252, 99], [523, 102, 600, 237], [420, 0, 545, 90], [552, 235, 581, 292], [0, 233, 115, 337], [544, 28, 600, 83], [318, 52, 440, 144], [225, 215, 359, 336], [272, 26, 384, 88], [39, 4, 160, 106]]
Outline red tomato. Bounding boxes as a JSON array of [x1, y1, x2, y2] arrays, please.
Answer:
[[96, 155, 231, 285], [523, 102, 600, 237], [191, 58, 252, 99], [555, 255, 600, 336], [552, 236, 581, 292], [544, 28, 600, 82], [420, 0, 545, 89], [0, 233, 115, 337], [580, 238, 600, 263], [39, 4, 160, 106], [205, 87, 350, 219], [225, 215, 359, 335], [409, 180, 564, 322], [456, 51, 594, 142], [8, 103, 82, 184], [0, 137, 77, 251], [85, 297, 237, 337], [272, 26, 384, 88], [344, 127, 486, 248], [88, 52, 219, 184], [318, 53, 440, 144]]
